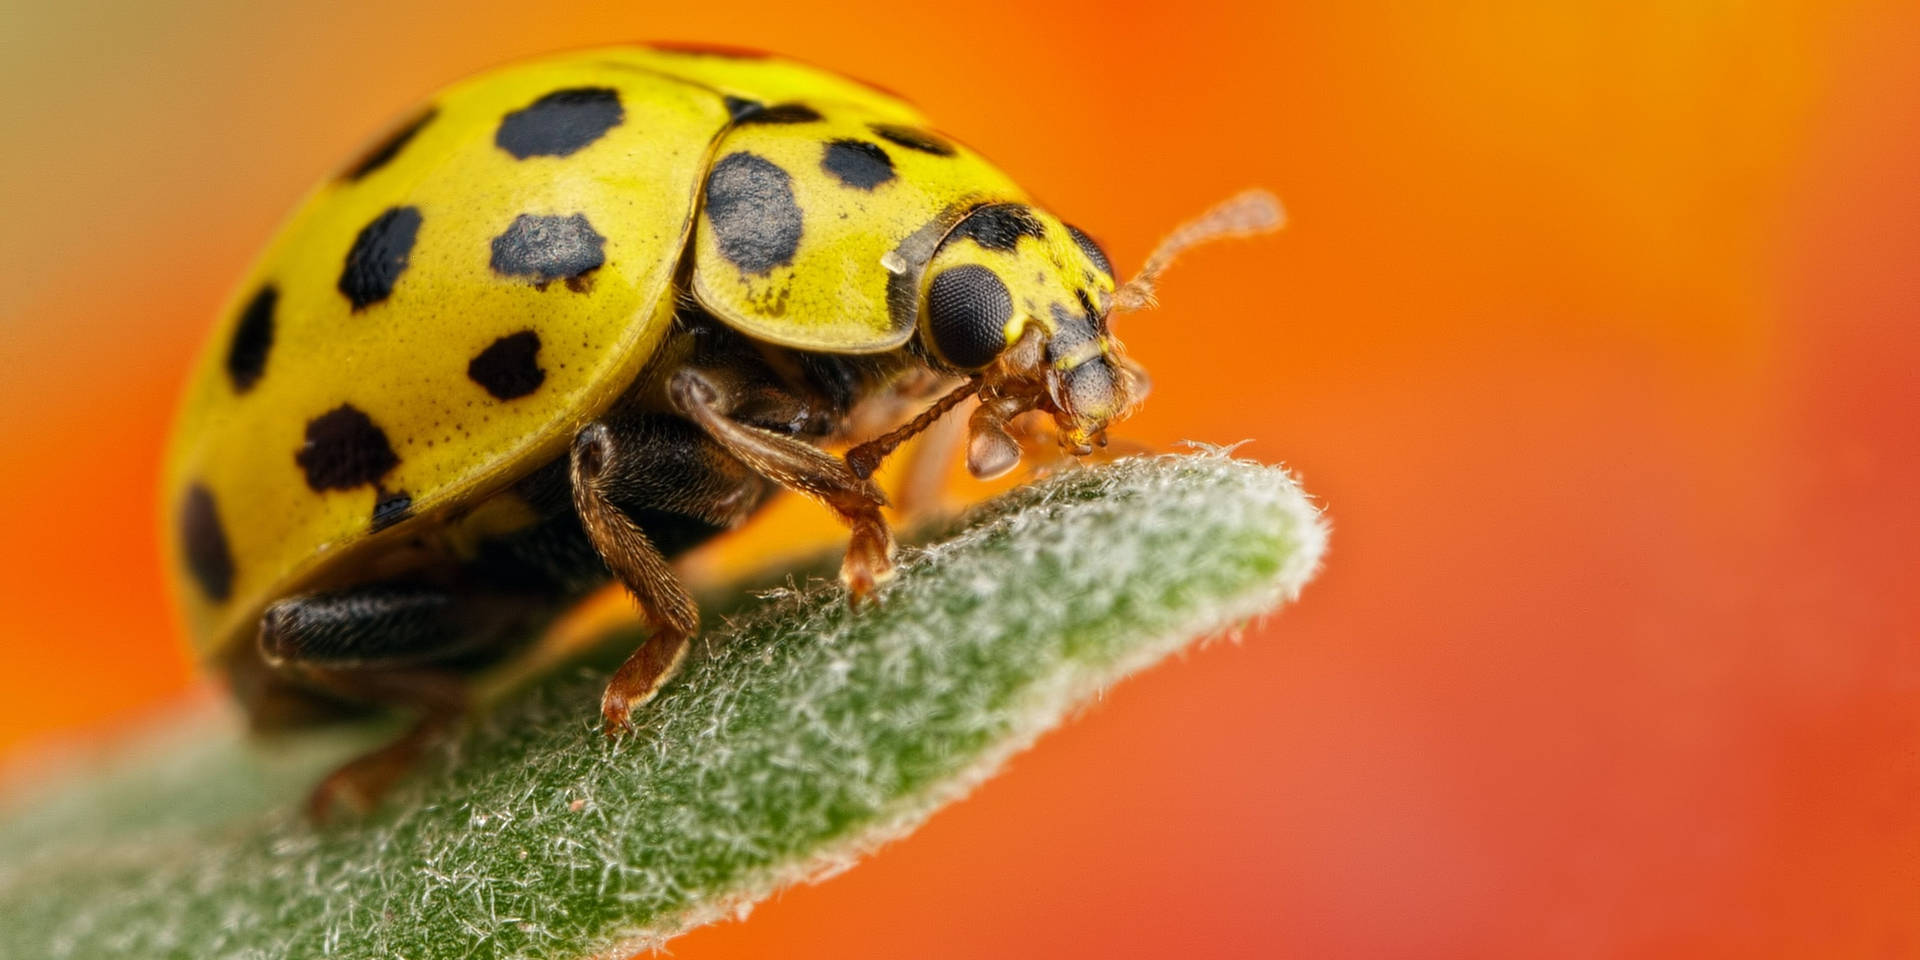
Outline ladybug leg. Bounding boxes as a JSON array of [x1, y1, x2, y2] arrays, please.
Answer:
[[256, 586, 544, 820], [287, 667, 465, 822], [668, 368, 897, 600], [259, 584, 511, 666], [570, 422, 701, 736]]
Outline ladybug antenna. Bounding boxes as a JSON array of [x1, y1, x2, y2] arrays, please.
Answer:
[[845, 376, 982, 480], [1110, 189, 1286, 314]]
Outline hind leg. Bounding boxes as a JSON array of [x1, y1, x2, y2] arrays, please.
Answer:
[[256, 584, 547, 819]]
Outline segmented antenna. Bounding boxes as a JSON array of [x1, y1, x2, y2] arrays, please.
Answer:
[[845, 376, 982, 479], [1111, 189, 1286, 314]]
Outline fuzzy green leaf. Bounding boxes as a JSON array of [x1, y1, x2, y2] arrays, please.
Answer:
[[0, 452, 1325, 959]]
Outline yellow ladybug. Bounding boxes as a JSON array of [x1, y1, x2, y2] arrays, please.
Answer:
[[162, 44, 1280, 815]]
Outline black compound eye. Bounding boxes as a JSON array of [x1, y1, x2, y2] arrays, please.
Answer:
[[1065, 224, 1113, 278], [926, 265, 1013, 369]]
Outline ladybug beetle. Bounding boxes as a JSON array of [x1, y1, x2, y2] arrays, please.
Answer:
[[162, 44, 1280, 816]]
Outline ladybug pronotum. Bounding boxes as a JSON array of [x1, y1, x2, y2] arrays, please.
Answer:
[[162, 44, 1279, 816]]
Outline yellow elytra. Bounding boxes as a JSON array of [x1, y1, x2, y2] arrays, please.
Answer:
[[161, 45, 1121, 663]]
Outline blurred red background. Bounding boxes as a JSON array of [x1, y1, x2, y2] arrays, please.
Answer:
[[2, 2, 1915, 957]]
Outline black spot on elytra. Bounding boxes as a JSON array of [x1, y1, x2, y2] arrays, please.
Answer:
[[648, 41, 769, 58], [1066, 223, 1113, 277], [468, 330, 546, 400], [180, 484, 234, 602], [371, 489, 413, 531], [736, 102, 823, 125], [870, 123, 954, 156], [495, 87, 624, 159], [927, 264, 1013, 369], [296, 404, 399, 491], [225, 285, 276, 393], [338, 206, 422, 310], [955, 204, 1044, 252], [490, 213, 606, 291], [705, 151, 803, 274], [821, 139, 895, 190], [343, 107, 436, 181]]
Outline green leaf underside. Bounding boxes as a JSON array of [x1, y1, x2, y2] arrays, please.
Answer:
[[0, 453, 1325, 959]]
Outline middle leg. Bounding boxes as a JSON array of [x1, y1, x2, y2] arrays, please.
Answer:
[[569, 414, 773, 733], [669, 368, 899, 597], [573, 369, 911, 732]]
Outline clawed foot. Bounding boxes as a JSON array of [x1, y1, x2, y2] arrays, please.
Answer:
[[305, 727, 441, 823], [599, 631, 691, 737], [840, 525, 897, 605], [307, 764, 386, 823], [600, 687, 634, 737]]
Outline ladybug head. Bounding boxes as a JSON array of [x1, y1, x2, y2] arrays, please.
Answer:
[[914, 191, 1284, 479]]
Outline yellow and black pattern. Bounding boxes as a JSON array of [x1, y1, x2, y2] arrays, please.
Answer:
[[163, 44, 1110, 660], [916, 203, 1118, 369], [162, 47, 949, 657], [690, 99, 1026, 352]]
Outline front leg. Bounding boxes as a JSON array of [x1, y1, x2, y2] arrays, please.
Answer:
[[669, 369, 898, 597]]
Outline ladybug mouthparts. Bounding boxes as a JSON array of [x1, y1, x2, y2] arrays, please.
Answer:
[[1041, 340, 1144, 455], [963, 323, 1146, 478]]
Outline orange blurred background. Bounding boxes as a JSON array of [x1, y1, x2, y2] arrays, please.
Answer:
[[3, 2, 1916, 957]]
